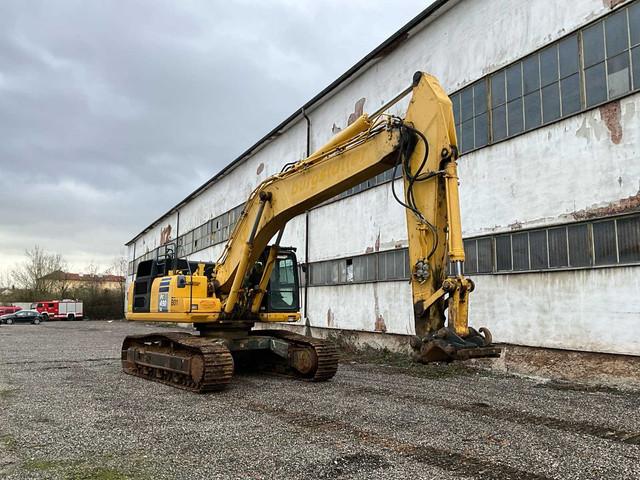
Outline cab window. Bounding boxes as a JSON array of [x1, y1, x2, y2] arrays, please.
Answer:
[[267, 254, 299, 312]]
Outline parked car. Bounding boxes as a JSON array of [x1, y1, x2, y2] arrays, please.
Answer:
[[0, 310, 44, 325], [0, 306, 22, 316]]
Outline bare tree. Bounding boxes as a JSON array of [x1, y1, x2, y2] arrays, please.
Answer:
[[106, 256, 128, 298], [11, 245, 66, 299]]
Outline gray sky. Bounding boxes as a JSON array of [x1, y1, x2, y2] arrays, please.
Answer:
[[0, 0, 428, 274]]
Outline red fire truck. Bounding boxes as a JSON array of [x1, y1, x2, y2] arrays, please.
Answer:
[[0, 306, 22, 316], [31, 300, 83, 321]]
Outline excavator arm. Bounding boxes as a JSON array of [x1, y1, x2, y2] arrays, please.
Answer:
[[211, 72, 500, 362]]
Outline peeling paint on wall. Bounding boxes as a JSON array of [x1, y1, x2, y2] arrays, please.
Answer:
[[603, 0, 625, 9], [572, 192, 640, 220], [160, 225, 172, 245], [347, 98, 366, 125], [599, 101, 623, 144]]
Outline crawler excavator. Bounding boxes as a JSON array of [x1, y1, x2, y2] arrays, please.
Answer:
[[123, 72, 501, 392]]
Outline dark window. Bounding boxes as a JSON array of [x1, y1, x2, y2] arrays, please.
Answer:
[[507, 99, 524, 135], [607, 52, 631, 98], [474, 81, 487, 113], [542, 83, 561, 122], [506, 63, 522, 101], [583, 21, 605, 68], [461, 86, 474, 122], [605, 9, 629, 57], [568, 224, 592, 267], [461, 120, 474, 152], [548, 227, 568, 267], [451, 93, 461, 125], [561, 73, 581, 115], [529, 230, 548, 269], [540, 45, 559, 86], [475, 112, 489, 148], [559, 34, 580, 78], [512, 232, 529, 270], [496, 235, 512, 271], [617, 216, 640, 263], [491, 71, 506, 106], [631, 3, 640, 47], [477, 238, 493, 273], [524, 91, 542, 129], [593, 220, 618, 265], [464, 239, 478, 274], [523, 55, 540, 94], [633, 46, 640, 89], [492, 104, 507, 141], [585, 62, 607, 106]]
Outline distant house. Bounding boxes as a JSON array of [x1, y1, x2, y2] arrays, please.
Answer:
[[40, 271, 125, 292]]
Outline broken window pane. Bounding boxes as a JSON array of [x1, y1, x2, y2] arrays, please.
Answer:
[[512, 232, 529, 270], [491, 70, 506, 107], [631, 3, 640, 46], [507, 98, 524, 136], [495, 235, 512, 271], [523, 55, 540, 94], [524, 91, 542, 129], [561, 73, 581, 116], [593, 220, 617, 265], [540, 45, 559, 86], [477, 238, 493, 273], [617, 216, 640, 263], [605, 9, 629, 57], [474, 81, 488, 114], [492, 104, 507, 141], [607, 52, 631, 98], [529, 230, 548, 269], [585, 62, 607, 106], [568, 224, 591, 267], [506, 63, 523, 101], [542, 83, 561, 123], [548, 227, 568, 267], [583, 21, 605, 68], [475, 112, 489, 148], [461, 86, 474, 122], [559, 34, 579, 78], [464, 239, 478, 274]]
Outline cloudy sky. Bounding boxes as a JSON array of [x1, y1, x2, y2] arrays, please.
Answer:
[[0, 0, 428, 275]]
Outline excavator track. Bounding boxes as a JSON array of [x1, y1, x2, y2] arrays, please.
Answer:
[[121, 333, 234, 393], [252, 330, 339, 381]]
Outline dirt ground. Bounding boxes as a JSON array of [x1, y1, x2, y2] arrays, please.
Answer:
[[1, 320, 639, 480]]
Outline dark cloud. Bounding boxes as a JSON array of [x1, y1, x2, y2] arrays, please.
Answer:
[[0, 0, 426, 270]]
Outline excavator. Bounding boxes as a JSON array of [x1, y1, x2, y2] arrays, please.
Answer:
[[123, 72, 501, 392]]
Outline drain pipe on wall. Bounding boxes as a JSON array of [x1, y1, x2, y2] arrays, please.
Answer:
[[301, 108, 311, 325]]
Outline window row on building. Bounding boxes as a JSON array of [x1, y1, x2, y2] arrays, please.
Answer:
[[452, 1, 640, 153], [304, 213, 640, 286], [464, 213, 640, 274]]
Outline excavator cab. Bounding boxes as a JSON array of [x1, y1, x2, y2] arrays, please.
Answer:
[[261, 249, 300, 313]]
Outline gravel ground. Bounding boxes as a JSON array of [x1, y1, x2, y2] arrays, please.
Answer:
[[0, 320, 639, 480]]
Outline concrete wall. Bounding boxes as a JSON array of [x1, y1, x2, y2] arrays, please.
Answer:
[[127, 0, 640, 355]]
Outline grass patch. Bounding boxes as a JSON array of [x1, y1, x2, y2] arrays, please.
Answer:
[[0, 388, 17, 400], [23, 458, 148, 480], [0, 433, 16, 451]]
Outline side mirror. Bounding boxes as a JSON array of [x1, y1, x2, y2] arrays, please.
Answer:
[[177, 275, 186, 288]]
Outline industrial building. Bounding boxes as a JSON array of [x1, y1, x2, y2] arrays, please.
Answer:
[[126, 0, 640, 357]]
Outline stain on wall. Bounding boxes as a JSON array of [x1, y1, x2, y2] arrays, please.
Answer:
[[327, 308, 335, 328], [347, 98, 367, 126], [603, 0, 625, 8], [256, 162, 265, 175], [160, 225, 172, 245], [599, 101, 623, 144]]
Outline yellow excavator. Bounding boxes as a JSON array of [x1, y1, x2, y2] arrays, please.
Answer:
[[123, 72, 501, 392]]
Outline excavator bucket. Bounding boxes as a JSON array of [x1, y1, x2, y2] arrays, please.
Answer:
[[410, 327, 502, 363]]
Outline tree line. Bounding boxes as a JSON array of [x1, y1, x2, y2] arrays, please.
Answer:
[[1, 245, 127, 320]]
